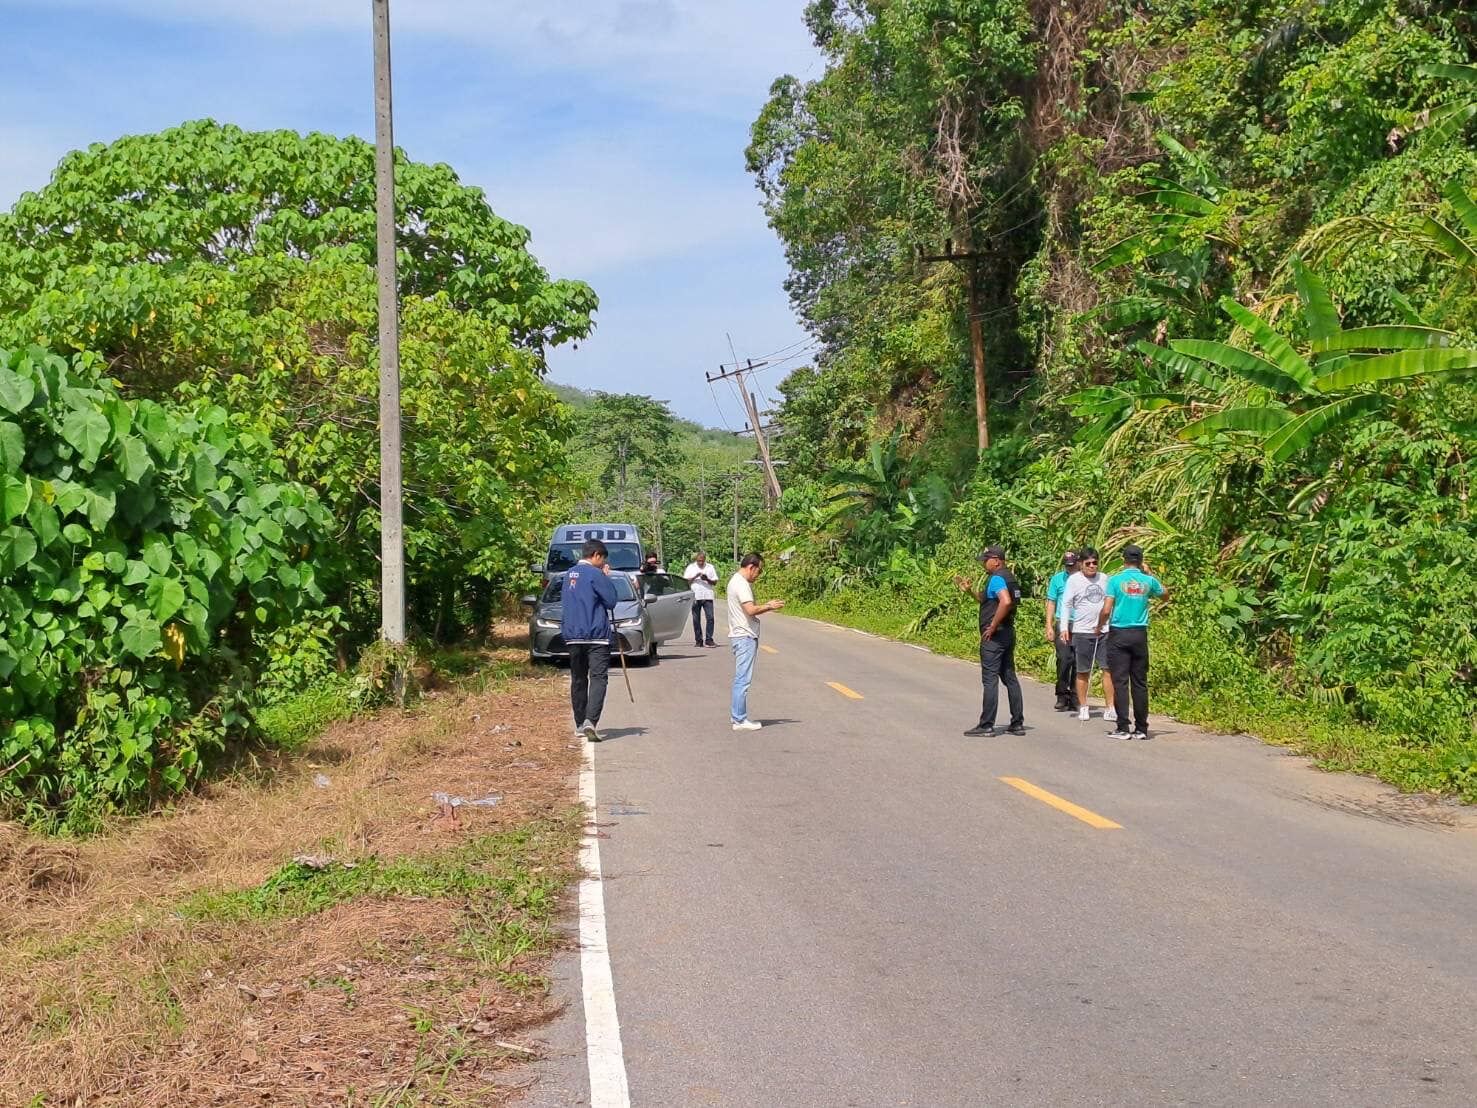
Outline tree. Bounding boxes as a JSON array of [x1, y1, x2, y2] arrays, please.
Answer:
[[572, 394, 679, 513], [1074, 259, 1477, 467], [0, 122, 597, 641], [0, 120, 597, 357]]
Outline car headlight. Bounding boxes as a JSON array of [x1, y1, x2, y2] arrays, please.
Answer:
[[535, 618, 559, 629]]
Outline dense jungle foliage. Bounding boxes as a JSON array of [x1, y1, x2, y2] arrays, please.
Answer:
[[746, 0, 1477, 797], [0, 122, 596, 828]]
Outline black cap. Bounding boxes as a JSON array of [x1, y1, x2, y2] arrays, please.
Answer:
[[1123, 543, 1144, 563], [1063, 551, 1079, 567], [979, 545, 1005, 562]]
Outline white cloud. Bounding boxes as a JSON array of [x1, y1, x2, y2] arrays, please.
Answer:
[[10, 0, 820, 113]]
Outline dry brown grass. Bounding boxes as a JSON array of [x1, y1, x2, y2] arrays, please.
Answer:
[[0, 628, 583, 1106]]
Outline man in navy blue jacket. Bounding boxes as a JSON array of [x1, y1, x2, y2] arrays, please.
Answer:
[[561, 539, 620, 742]]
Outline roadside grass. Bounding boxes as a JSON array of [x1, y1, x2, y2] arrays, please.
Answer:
[[783, 591, 1477, 803], [0, 622, 584, 1106]]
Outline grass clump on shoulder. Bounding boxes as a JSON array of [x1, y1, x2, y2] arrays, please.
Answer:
[[179, 817, 576, 926]]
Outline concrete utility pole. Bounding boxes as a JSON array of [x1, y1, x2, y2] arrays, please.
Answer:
[[920, 239, 989, 452], [707, 356, 782, 508], [372, 0, 405, 644]]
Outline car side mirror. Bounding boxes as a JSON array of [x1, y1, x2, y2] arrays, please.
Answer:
[[520, 595, 538, 609], [642, 595, 655, 607], [530, 562, 544, 574]]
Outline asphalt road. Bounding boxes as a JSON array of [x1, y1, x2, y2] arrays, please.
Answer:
[[526, 614, 1477, 1107]]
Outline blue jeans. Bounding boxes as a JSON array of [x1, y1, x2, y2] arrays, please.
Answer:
[[730, 636, 758, 722]]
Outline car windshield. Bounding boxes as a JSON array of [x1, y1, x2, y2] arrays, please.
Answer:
[[541, 573, 637, 603], [545, 542, 642, 573]]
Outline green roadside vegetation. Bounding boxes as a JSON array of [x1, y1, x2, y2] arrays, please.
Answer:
[[0, 121, 596, 832], [733, 1, 1477, 802], [2, 640, 584, 1104]]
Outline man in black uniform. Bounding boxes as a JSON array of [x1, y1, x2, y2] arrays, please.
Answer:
[[955, 545, 1025, 737]]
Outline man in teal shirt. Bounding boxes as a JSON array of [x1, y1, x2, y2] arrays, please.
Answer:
[[1044, 550, 1079, 711], [1096, 544, 1168, 739]]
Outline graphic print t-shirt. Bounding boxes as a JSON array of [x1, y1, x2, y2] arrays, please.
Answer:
[[1107, 568, 1166, 628], [1059, 572, 1110, 634]]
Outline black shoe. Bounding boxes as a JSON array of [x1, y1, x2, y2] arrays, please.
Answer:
[[1005, 723, 1026, 736], [963, 724, 995, 737], [695, 642, 704, 648], [1053, 699, 1070, 712], [706, 640, 719, 647], [1108, 727, 1131, 739], [1131, 729, 1150, 740]]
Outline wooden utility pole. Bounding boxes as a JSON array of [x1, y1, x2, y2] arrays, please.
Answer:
[[921, 239, 989, 452], [707, 358, 782, 508], [371, 0, 405, 644]]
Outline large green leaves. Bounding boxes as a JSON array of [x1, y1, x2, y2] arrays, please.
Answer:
[[1262, 396, 1384, 463], [1169, 340, 1307, 394], [1315, 348, 1477, 391], [1219, 299, 1312, 391], [0, 363, 35, 413], [1180, 406, 1294, 441], [61, 407, 111, 466], [0, 345, 336, 821]]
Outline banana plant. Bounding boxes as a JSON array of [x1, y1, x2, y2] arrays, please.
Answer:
[[1164, 258, 1477, 463], [1407, 62, 1477, 146]]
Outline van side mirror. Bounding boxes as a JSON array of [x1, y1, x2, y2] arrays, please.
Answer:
[[520, 595, 538, 609], [530, 562, 544, 574]]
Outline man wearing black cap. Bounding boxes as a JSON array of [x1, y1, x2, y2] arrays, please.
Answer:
[[1044, 550, 1079, 711], [955, 546, 1025, 737], [1096, 544, 1168, 739]]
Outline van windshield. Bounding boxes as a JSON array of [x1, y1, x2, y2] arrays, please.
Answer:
[[542, 573, 638, 603], [546, 542, 642, 573]]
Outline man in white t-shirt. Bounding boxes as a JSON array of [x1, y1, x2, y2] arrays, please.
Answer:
[[726, 552, 784, 731], [683, 551, 720, 647], [1057, 546, 1117, 724]]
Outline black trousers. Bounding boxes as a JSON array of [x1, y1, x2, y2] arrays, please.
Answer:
[[692, 599, 715, 645], [1054, 637, 1077, 705], [1107, 626, 1150, 732], [569, 643, 610, 726], [979, 625, 1024, 728]]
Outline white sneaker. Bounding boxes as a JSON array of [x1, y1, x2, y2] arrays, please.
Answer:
[[582, 722, 600, 742], [1104, 708, 1117, 723], [732, 719, 763, 732], [1078, 706, 1091, 722]]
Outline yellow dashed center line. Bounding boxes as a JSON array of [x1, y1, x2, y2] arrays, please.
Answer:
[[998, 777, 1122, 830], [760, 644, 779, 654], [827, 681, 864, 700]]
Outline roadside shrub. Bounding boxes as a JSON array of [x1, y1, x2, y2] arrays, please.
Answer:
[[0, 346, 336, 828]]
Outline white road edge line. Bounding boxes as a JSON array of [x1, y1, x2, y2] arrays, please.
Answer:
[[579, 743, 632, 1107]]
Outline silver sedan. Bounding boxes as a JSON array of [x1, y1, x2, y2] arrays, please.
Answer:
[[524, 571, 693, 664]]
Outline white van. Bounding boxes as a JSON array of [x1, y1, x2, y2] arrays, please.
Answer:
[[539, 523, 645, 576]]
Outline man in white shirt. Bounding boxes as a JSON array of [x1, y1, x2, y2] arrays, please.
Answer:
[[683, 551, 720, 647], [1057, 547, 1117, 723], [726, 553, 784, 731]]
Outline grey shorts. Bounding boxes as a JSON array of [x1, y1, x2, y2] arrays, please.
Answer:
[[1071, 632, 1107, 670]]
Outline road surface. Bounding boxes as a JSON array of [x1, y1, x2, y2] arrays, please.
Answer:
[[526, 614, 1477, 1107]]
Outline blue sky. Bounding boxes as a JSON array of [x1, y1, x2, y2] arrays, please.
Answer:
[[0, 0, 821, 426]]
